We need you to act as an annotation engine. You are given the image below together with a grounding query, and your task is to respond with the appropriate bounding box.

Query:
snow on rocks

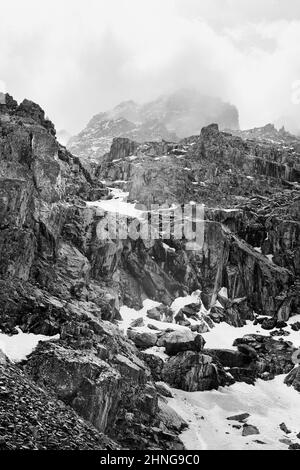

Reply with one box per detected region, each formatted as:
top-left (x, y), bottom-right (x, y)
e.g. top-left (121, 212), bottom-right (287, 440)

top-left (0, 328), bottom-right (59, 363)
top-left (171, 291), bottom-right (201, 315)
top-left (119, 294), bottom-right (300, 353)
top-left (119, 292), bottom-right (300, 450)
top-left (86, 187), bottom-right (146, 220)
top-left (119, 299), bottom-right (161, 334)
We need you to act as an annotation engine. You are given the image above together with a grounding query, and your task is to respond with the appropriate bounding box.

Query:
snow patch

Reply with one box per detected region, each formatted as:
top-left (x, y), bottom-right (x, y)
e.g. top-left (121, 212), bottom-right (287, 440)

top-left (201, 321), bottom-right (269, 350)
top-left (86, 188), bottom-right (146, 219)
top-left (168, 375), bottom-right (300, 450)
top-left (171, 291), bottom-right (201, 315)
top-left (218, 287), bottom-right (228, 299)
top-left (0, 328), bottom-right (59, 363)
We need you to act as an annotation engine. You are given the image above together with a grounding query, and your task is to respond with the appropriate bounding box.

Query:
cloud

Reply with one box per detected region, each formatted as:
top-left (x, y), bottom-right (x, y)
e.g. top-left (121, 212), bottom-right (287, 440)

top-left (0, 0), bottom-right (300, 133)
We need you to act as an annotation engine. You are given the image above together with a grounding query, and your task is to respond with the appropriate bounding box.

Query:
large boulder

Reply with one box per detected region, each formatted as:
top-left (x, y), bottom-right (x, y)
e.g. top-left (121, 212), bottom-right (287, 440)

top-left (162, 351), bottom-right (233, 392)
top-left (206, 349), bottom-right (252, 368)
top-left (127, 329), bottom-right (158, 349)
top-left (25, 342), bottom-right (126, 433)
top-left (147, 307), bottom-right (161, 321)
top-left (161, 329), bottom-right (205, 356)
top-left (261, 317), bottom-right (277, 330)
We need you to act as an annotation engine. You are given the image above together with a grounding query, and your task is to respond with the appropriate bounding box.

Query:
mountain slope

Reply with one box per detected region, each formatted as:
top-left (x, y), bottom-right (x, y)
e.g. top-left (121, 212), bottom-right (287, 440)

top-left (0, 93), bottom-right (299, 451)
top-left (68, 89), bottom-right (239, 163)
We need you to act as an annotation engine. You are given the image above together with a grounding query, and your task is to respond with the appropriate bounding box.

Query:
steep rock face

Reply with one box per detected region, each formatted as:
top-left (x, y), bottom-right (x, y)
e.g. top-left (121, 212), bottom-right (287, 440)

top-left (97, 125), bottom-right (300, 211)
top-left (265, 217), bottom-right (300, 275)
top-left (1, 92), bottom-right (300, 449)
top-left (226, 235), bottom-right (292, 316)
top-left (94, 126), bottom-right (299, 320)
top-left (0, 94), bottom-right (187, 449)
top-left (161, 330), bottom-right (205, 356)
top-left (25, 342), bottom-right (146, 433)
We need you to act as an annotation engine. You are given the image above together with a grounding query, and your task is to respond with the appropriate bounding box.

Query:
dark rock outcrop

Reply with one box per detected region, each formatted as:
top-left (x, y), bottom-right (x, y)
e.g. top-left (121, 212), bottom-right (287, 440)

top-left (285, 367), bottom-right (300, 392)
top-left (0, 95), bottom-right (188, 449)
top-left (162, 351), bottom-right (233, 392)
top-left (232, 335), bottom-right (296, 379)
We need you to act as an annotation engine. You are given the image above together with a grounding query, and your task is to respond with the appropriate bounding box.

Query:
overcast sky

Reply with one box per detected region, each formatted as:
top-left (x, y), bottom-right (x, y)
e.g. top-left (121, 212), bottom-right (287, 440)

top-left (1, 0), bottom-right (300, 133)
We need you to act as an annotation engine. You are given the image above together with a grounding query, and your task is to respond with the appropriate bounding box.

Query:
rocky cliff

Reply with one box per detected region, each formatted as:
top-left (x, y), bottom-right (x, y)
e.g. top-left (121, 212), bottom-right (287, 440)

top-left (0, 94), bottom-right (188, 450)
top-left (0, 93), bottom-right (299, 450)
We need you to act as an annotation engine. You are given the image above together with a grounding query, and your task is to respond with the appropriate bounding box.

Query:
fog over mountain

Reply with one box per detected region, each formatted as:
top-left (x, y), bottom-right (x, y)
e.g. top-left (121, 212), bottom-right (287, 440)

top-left (1, 0), bottom-right (300, 134)
top-left (68, 89), bottom-right (239, 162)
top-left (1, 0), bottom-right (300, 454)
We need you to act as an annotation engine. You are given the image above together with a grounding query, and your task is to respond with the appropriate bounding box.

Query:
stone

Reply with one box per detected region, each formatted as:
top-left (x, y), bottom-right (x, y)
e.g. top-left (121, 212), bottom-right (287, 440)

top-left (233, 334), bottom-right (296, 379)
top-left (261, 318), bottom-right (277, 330)
top-left (289, 443), bottom-right (300, 450)
top-left (157, 399), bottom-right (188, 433)
top-left (291, 322), bottom-right (300, 332)
top-left (242, 424), bottom-right (260, 436)
top-left (276, 321), bottom-right (288, 329)
top-left (207, 350), bottom-right (251, 368)
top-left (155, 382), bottom-right (173, 398)
top-left (162, 351), bottom-right (233, 392)
top-left (270, 329), bottom-right (290, 337)
top-left (127, 329), bottom-right (158, 349)
top-left (280, 423), bottom-right (292, 434)
top-left (227, 413), bottom-right (250, 422)
top-left (209, 306), bottom-right (224, 323)
top-left (279, 438), bottom-right (293, 445)
top-left (147, 324), bottom-right (160, 331)
top-left (178, 303), bottom-right (201, 319)
top-left (190, 321), bottom-right (210, 334)
top-left (147, 308), bottom-right (161, 321)
top-left (236, 344), bottom-right (258, 359)
top-left (163, 330), bottom-right (205, 356)
top-left (174, 310), bottom-right (192, 326)
top-left (130, 317), bottom-right (144, 328)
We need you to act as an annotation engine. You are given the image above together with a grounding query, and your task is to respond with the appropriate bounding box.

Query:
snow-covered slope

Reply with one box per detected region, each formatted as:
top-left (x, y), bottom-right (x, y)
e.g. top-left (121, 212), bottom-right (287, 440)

top-left (169, 375), bottom-right (300, 450)
top-left (119, 294), bottom-right (300, 450)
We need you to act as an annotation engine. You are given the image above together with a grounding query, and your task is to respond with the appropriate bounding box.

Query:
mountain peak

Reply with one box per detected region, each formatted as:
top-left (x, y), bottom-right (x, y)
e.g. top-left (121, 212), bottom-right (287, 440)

top-left (68, 89), bottom-right (239, 162)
